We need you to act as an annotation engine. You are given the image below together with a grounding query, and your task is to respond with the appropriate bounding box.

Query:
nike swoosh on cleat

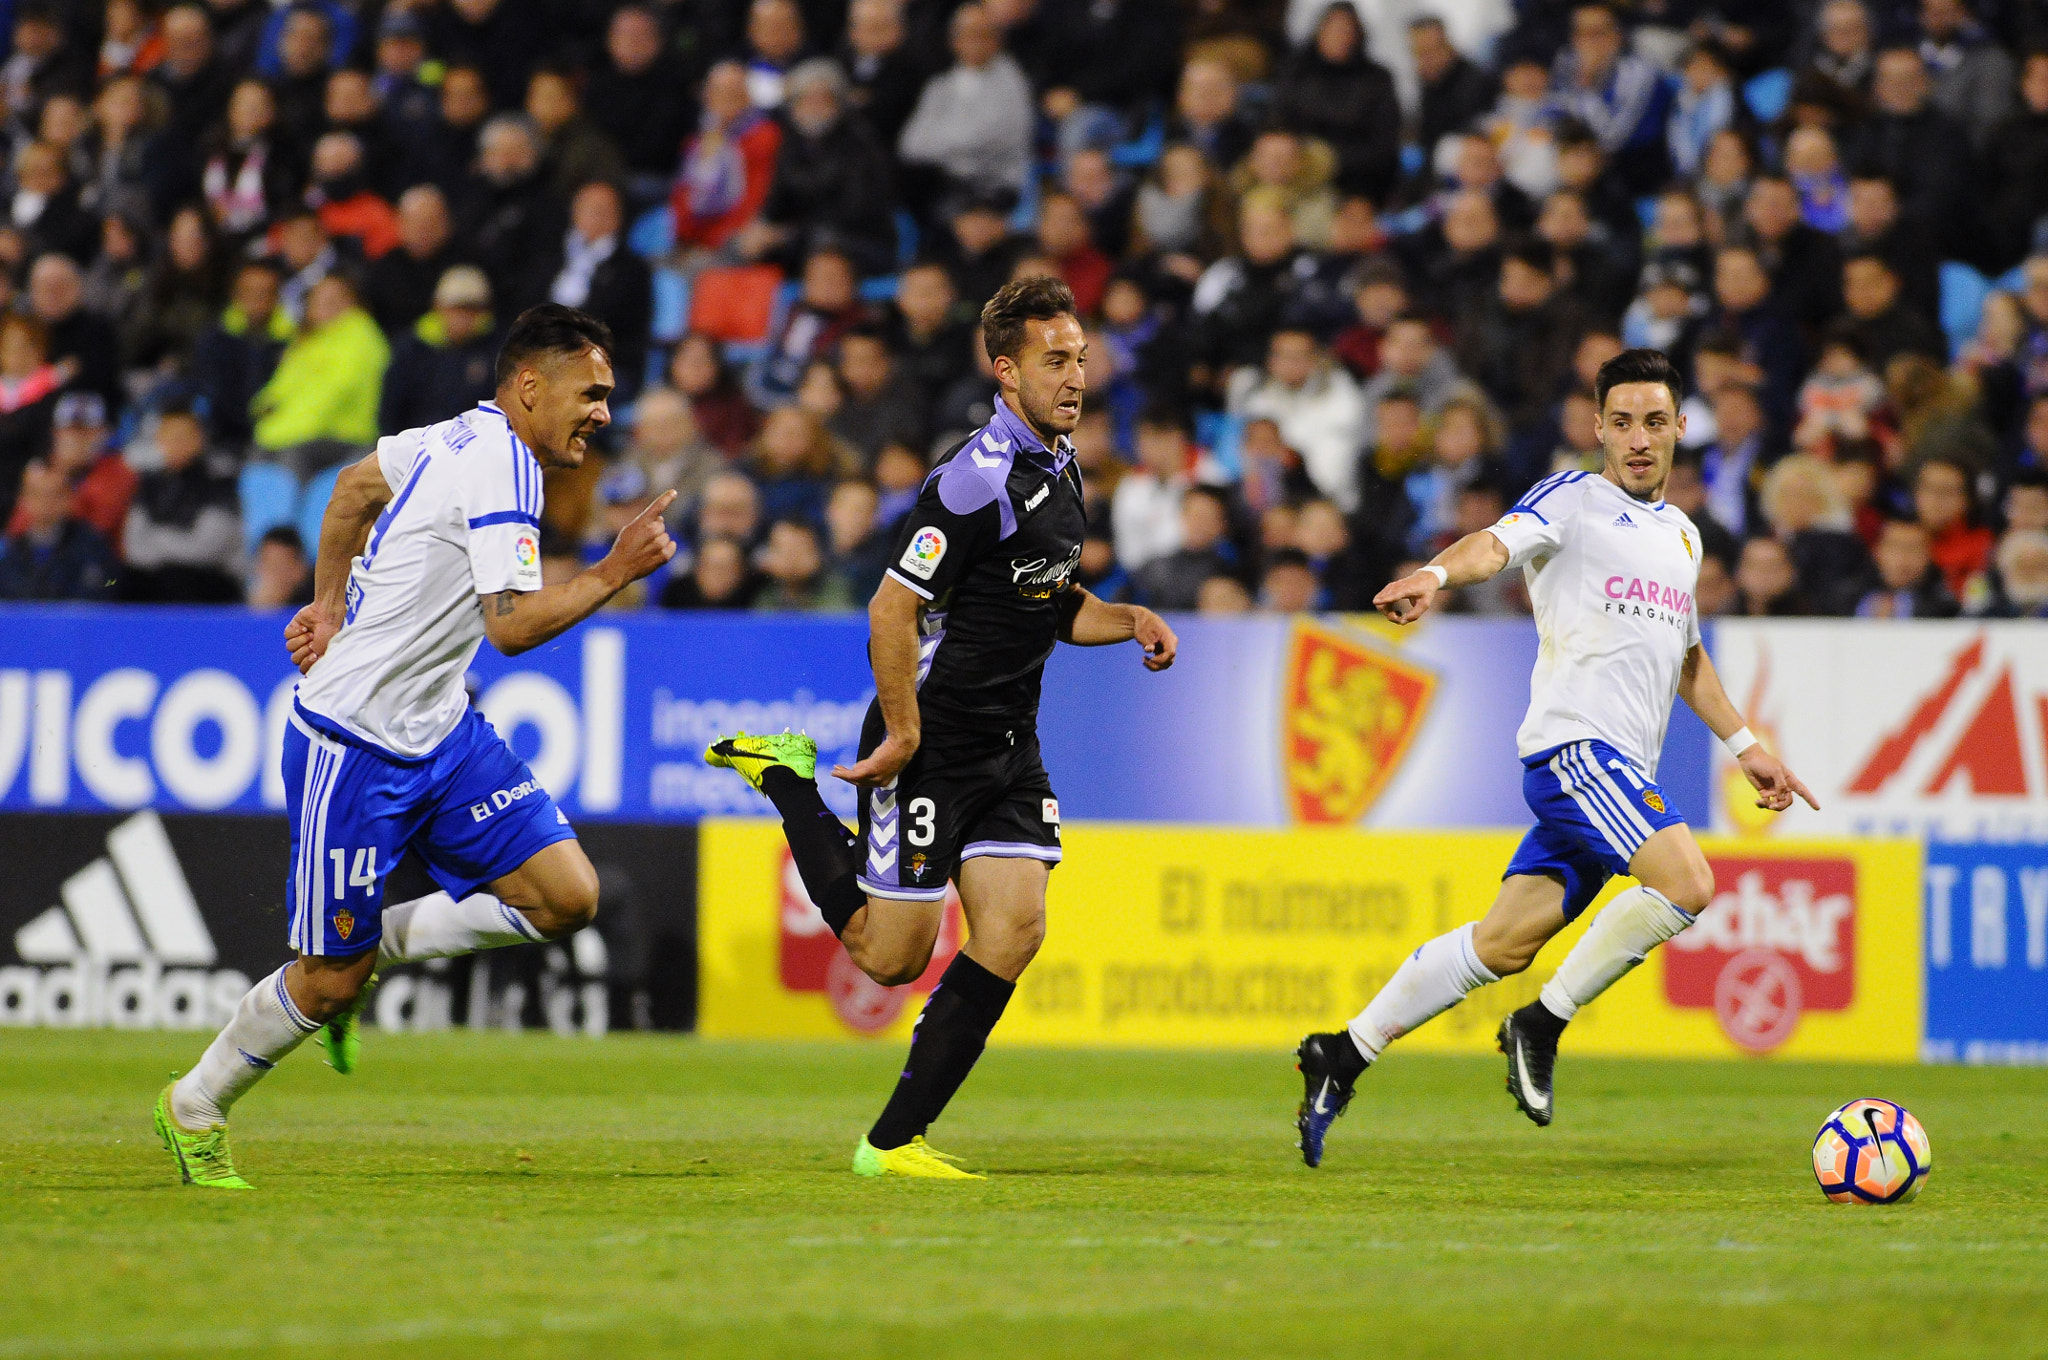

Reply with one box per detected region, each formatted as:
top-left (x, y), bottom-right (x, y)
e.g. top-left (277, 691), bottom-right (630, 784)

top-left (1313, 1079), bottom-right (1334, 1116)
top-left (1512, 1040), bottom-right (1550, 1111)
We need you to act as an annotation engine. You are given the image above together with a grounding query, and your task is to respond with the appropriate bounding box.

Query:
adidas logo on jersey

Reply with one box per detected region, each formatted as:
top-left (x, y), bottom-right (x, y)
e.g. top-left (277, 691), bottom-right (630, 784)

top-left (1613, 512), bottom-right (1637, 527)
top-left (0, 811), bottom-right (249, 1028)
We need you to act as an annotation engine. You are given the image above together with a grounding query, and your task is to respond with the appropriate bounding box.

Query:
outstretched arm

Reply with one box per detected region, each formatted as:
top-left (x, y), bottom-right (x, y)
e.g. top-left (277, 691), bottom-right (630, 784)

top-left (1372, 528), bottom-right (1512, 625)
top-left (479, 492), bottom-right (677, 656)
top-left (1057, 588), bottom-right (1176, 670)
top-left (1677, 642), bottom-right (1819, 812)
top-left (287, 452), bottom-right (393, 673)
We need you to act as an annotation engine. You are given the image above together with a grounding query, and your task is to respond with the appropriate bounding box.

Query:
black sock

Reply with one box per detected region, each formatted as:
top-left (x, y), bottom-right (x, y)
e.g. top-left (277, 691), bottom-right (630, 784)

top-left (759, 765), bottom-right (865, 936)
top-left (1515, 997), bottom-right (1569, 1043)
top-left (868, 953), bottom-right (1015, 1150)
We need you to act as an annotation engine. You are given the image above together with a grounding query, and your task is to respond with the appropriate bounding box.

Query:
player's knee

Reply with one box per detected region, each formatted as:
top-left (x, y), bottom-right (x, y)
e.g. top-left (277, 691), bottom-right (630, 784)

top-left (1471, 919), bottom-right (1534, 977)
top-left (533, 864), bottom-right (601, 938)
top-left (1665, 863), bottom-right (1715, 919)
top-left (293, 956), bottom-right (373, 1022)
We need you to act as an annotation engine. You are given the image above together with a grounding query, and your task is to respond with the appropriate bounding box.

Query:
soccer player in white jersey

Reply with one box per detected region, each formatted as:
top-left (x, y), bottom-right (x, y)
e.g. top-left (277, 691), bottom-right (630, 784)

top-left (154, 306), bottom-right (676, 1188)
top-left (1293, 348), bottom-right (1817, 1166)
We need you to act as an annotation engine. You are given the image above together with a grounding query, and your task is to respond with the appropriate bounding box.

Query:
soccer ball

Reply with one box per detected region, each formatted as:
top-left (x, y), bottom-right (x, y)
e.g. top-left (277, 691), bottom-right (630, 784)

top-left (1811, 1099), bottom-right (1932, 1204)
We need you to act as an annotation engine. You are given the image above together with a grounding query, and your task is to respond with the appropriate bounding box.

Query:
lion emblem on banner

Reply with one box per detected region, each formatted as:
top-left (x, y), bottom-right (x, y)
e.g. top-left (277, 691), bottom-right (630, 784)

top-left (1281, 619), bottom-right (1436, 824)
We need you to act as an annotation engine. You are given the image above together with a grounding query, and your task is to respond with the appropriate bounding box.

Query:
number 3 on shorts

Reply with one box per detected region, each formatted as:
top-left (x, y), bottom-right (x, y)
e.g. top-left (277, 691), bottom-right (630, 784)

top-left (907, 797), bottom-right (936, 847)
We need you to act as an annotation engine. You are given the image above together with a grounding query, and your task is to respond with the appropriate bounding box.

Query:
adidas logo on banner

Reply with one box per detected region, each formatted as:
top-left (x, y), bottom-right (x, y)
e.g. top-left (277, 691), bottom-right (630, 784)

top-left (0, 811), bottom-right (249, 1029)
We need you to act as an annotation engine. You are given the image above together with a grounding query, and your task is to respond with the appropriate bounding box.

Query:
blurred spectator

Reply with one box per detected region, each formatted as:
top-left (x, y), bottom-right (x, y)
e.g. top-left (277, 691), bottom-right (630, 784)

top-left (1694, 549), bottom-right (1736, 617)
top-left (832, 325), bottom-right (925, 461)
top-left (1260, 548), bottom-right (1320, 611)
top-left (1456, 238), bottom-right (1582, 475)
top-left (1737, 175), bottom-right (1840, 336)
top-left (587, 6), bottom-right (694, 194)
top-left (306, 131), bottom-right (398, 261)
top-left (0, 313), bottom-right (63, 525)
top-left (1409, 394), bottom-right (1505, 554)
top-left (526, 67), bottom-right (625, 206)
top-left (1664, 450), bottom-right (1738, 567)
top-left (1482, 52), bottom-right (1564, 202)
top-left (824, 477), bottom-right (891, 598)
top-left (1036, 190), bottom-right (1111, 315)
top-left (191, 259), bottom-right (290, 452)
top-left (365, 186), bottom-right (461, 334)
top-left (1190, 200), bottom-right (1312, 386)
top-left (890, 262), bottom-right (972, 416)
top-left (1621, 257), bottom-right (1707, 378)
top-left (1919, 0), bottom-right (2014, 150)
top-left (1915, 457), bottom-right (1994, 594)
top-left (251, 273), bottom-right (389, 476)
top-left (1807, 0), bottom-right (1874, 104)
top-left (1551, 2), bottom-right (1670, 192)
top-left (743, 0), bottom-right (808, 111)
top-left (1971, 527), bottom-right (2048, 617)
top-left (81, 73), bottom-right (169, 222)
top-left (266, 4), bottom-right (333, 152)
top-left (418, 64), bottom-right (492, 196)
top-left (1412, 16), bottom-right (1495, 157)
top-left (1841, 172), bottom-right (1938, 322)
top-left (1794, 327), bottom-right (1884, 454)
top-left (1169, 57), bottom-right (1256, 171)
top-left (752, 516), bottom-right (856, 611)
top-left (1708, 244), bottom-right (1802, 432)
top-left (6, 391), bottom-right (133, 549)
top-left (1359, 315), bottom-right (1468, 440)
top-left (669, 332), bottom-right (761, 455)
top-left (31, 252), bottom-right (119, 411)
top-left (1984, 50), bottom-right (2048, 271)
top-left (1134, 484), bottom-right (1235, 610)
top-left (370, 10), bottom-right (438, 153)
top-left (1229, 328), bottom-right (1367, 512)
top-left (749, 248), bottom-right (866, 408)
top-left (1857, 517), bottom-right (1959, 617)
top-left (661, 533), bottom-right (760, 609)
top-left (542, 181), bottom-right (651, 398)
top-left (323, 68), bottom-right (402, 202)
top-left (1129, 143), bottom-right (1232, 279)
top-left (749, 405), bottom-right (844, 525)
top-left (380, 266), bottom-right (500, 435)
top-left (121, 402), bottom-right (241, 603)
top-left (271, 209), bottom-right (336, 325)
top-left (1295, 495), bottom-right (1373, 608)
top-left (673, 61), bottom-right (782, 257)
top-left (1330, 260), bottom-right (1408, 380)
top-left (432, 0), bottom-right (548, 111)
top-left (1760, 453), bottom-right (1873, 614)
top-left (458, 114), bottom-right (559, 314)
top-left (245, 523), bottom-right (312, 608)
top-left (1841, 253), bottom-right (1945, 375)
top-left (201, 78), bottom-right (294, 247)
top-left (154, 5), bottom-right (230, 152)
top-left (897, 4), bottom-right (1034, 212)
top-left (1699, 380), bottom-right (1766, 536)
top-left (934, 190), bottom-right (1026, 310)
top-left (1889, 353), bottom-right (1998, 475)
top-left (873, 441), bottom-right (925, 526)
top-left (1842, 47), bottom-right (1973, 257)
top-left (1196, 573), bottom-right (1253, 612)
top-left (623, 386), bottom-right (719, 509)
top-left (1275, 2), bottom-right (1399, 200)
top-left (1784, 126), bottom-right (1847, 234)
top-left (1413, 190), bottom-right (1502, 339)
top-left (0, 458), bottom-right (116, 600)
top-left (11, 138), bottom-right (96, 264)
top-left (1732, 535), bottom-right (1812, 615)
top-left (1111, 406), bottom-right (1193, 572)
top-left (1667, 41), bottom-right (1740, 183)
top-left (693, 469), bottom-right (765, 553)
top-left (746, 58), bottom-right (898, 276)
top-left (841, 0), bottom-right (924, 148)
top-left (124, 205), bottom-right (224, 373)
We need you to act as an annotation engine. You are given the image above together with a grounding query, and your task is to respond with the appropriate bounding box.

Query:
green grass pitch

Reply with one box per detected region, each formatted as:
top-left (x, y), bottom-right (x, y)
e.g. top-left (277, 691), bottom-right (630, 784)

top-left (3, 1030), bottom-right (2046, 1359)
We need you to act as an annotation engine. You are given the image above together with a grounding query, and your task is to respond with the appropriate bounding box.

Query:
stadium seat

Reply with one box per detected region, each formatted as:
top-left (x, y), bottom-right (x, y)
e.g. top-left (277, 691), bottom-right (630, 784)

top-left (237, 463), bottom-right (299, 554)
top-left (1009, 172), bottom-right (1040, 233)
top-left (687, 265), bottom-right (782, 344)
top-left (1108, 112), bottom-right (1166, 169)
top-left (1743, 68), bottom-right (1792, 123)
top-left (298, 462), bottom-right (341, 555)
top-left (628, 205), bottom-right (674, 259)
top-left (859, 274), bottom-right (901, 303)
top-left (894, 209), bottom-right (920, 268)
top-left (1197, 411), bottom-right (1245, 478)
top-left (1939, 260), bottom-right (1992, 354)
top-left (651, 268), bottom-right (690, 344)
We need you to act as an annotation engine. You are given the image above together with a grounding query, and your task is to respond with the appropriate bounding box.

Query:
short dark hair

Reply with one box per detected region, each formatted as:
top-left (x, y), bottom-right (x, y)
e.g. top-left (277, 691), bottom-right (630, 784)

top-left (1593, 347), bottom-right (1685, 411)
top-left (496, 304), bottom-right (615, 386)
top-left (980, 275), bottom-right (1078, 364)
top-left (259, 524), bottom-right (307, 555)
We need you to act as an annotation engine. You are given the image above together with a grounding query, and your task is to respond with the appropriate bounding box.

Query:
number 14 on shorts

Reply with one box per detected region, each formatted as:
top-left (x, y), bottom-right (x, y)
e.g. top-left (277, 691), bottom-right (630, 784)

top-left (327, 847), bottom-right (381, 899)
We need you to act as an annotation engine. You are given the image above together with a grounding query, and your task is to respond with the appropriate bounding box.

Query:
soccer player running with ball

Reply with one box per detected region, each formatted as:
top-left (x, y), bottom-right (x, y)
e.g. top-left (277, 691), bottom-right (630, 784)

top-left (1294, 348), bottom-right (1817, 1166)
top-left (704, 278), bottom-right (1177, 1179)
top-left (155, 306), bottom-right (676, 1188)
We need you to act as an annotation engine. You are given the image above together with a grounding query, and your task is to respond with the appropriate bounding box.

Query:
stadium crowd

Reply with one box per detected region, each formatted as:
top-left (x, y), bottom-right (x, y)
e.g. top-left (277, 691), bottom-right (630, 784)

top-left (0, 0), bottom-right (2044, 620)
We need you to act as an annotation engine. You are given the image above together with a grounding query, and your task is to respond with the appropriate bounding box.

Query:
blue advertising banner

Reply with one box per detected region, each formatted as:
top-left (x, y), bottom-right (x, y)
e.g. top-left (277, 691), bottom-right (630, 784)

top-left (0, 607), bottom-right (1711, 828)
top-left (1922, 840), bottom-right (2048, 1064)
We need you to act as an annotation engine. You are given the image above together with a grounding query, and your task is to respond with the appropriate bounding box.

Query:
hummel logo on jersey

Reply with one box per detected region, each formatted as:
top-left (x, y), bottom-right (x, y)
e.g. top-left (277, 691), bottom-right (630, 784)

top-left (1613, 512), bottom-right (1637, 527)
top-left (1024, 482), bottom-right (1049, 512)
top-left (3, 811), bottom-right (249, 1028)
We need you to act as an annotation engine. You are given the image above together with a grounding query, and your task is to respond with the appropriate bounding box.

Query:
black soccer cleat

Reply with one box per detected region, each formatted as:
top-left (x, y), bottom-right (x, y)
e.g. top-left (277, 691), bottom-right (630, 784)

top-left (1497, 1010), bottom-right (1559, 1127)
top-left (1294, 1032), bottom-right (1364, 1167)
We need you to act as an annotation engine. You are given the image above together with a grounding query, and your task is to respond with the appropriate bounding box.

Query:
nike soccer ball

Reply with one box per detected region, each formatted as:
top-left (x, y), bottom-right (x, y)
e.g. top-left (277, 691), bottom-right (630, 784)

top-left (1811, 1099), bottom-right (1931, 1204)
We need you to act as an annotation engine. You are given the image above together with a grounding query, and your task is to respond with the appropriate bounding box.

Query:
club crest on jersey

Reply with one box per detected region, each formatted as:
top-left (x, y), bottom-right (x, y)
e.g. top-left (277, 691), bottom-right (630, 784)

top-left (1643, 790), bottom-right (1667, 813)
top-left (899, 527), bottom-right (947, 580)
top-left (908, 852), bottom-right (928, 879)
top-left (333, 908), bottom-right (355, 941)
top-left (514, 531), bottom-right (539, 568)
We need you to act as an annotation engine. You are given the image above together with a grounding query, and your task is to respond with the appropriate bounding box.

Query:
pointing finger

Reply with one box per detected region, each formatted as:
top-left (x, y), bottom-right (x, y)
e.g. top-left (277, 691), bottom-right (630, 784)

top-left (634, 490), bottom-right (678, 524)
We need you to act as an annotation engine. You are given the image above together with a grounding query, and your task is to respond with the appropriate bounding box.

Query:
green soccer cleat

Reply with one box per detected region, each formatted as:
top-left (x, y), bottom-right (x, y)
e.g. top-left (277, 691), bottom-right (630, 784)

top-left (852, 1135), bottom-right (984, 1179)
top-left (316, 979), bottom-right (374, 1075)
top-left (704, 730), bottom-right (818, 793)
top-left (153, 1082), bottom-right (252, 1190)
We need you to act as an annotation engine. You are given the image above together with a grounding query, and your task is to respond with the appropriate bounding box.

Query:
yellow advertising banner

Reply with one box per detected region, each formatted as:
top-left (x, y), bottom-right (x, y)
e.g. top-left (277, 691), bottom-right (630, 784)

top-left (697, 820), bottom-right (1923, 1060)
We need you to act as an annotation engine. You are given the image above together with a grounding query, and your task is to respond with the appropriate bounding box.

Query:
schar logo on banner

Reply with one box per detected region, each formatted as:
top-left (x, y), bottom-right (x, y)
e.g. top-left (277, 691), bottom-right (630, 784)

top-left (1665, 857), bottom-right (1857, 1052)
top-left (0, 811), bottom-right (252, 1027)
top-left (776, 850), bottom-right (960, 1034)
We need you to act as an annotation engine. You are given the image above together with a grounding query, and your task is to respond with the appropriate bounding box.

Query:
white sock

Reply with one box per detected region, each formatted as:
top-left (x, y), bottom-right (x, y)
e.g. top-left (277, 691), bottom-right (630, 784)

top-left (1347, 922), bottom-right (1499, 1062)
top-left (1538, 886), bottom-right (1695, 1021)
top-left (170, 965), bottom-right (319, 1129)
top-left (378, 891), bottom-right (545, 966)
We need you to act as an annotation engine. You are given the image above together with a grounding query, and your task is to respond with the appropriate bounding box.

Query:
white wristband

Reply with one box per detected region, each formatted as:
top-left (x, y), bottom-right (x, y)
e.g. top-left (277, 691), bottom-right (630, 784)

top-left (1724, 726), bottom-right (1759, 757)
top-left (1420, 564), bottom-right (1448, 588)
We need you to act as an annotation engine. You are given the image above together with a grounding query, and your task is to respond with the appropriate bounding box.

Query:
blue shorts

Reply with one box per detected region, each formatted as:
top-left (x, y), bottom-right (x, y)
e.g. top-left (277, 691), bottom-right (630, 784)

top-left (1504, 738), bottom-right (1687, 921)
top-left (283, 702), bottom-right (577, 956)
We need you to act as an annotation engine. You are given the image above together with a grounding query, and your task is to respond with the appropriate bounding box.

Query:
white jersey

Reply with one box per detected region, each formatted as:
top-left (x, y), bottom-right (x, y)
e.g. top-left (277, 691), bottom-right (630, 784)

top-left (1487, 470), bottom-right (1703, 778)
top-left (295, 401), bottom-right (545, 757)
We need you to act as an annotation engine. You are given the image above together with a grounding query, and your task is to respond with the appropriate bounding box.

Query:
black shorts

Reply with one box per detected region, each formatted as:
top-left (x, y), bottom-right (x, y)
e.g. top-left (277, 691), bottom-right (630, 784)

top-left (851, 706), bottom-right (1061, 903)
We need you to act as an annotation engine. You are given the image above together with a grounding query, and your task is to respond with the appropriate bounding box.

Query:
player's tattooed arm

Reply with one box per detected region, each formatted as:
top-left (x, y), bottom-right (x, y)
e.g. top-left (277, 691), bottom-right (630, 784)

top-left (1678, 642), bottom-right (1820, 813)
top-left (1058, 588), bottom-right (1177, 670)
top-left (287, 452), bottom-right (395, 673)
top-left (479, 492), bottom-right (677, 656)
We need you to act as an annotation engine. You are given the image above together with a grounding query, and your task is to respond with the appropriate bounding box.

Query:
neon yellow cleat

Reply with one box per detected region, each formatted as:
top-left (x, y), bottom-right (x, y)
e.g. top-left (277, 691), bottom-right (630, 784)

top-left (153, 1082), bottom-right (252, 1190)
top-left (704, 731), bottom-right (818, 793)
top-left (316, 980), bottom-right (373, 1075)
top-left (852, 1135), bottom-right (985, 1179)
